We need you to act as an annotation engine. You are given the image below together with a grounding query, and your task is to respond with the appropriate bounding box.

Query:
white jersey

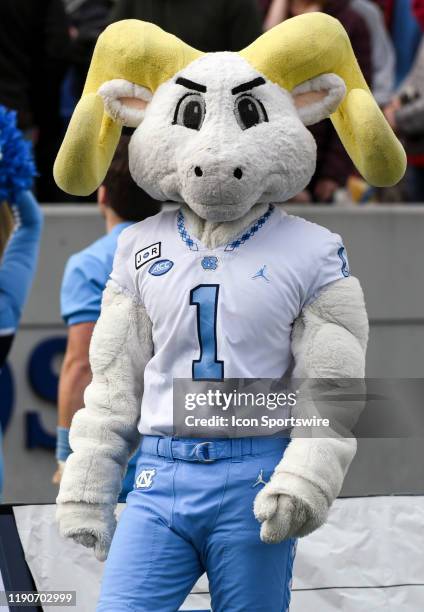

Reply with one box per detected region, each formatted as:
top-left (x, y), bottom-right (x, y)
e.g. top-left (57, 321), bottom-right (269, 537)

top-left (110, 205), bottom-right (349, 435)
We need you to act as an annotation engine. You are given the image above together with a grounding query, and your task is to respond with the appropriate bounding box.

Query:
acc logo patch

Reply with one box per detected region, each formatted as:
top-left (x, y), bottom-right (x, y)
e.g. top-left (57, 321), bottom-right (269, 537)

top-left (149, 259), bottom-right (174, 276)
top-left (135, 468), bottom-right (156, 490)
top-left (135, 242), bottom-right (161, 269)
top-left (201, 256), bottom-right (218, 270)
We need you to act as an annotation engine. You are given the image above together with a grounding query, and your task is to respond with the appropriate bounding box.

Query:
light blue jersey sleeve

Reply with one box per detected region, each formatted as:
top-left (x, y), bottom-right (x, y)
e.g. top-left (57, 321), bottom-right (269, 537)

top-left (0, 190), bottom-right (43, 335)
top-left (60, 252), bottom-right (108, 326)
top-left (304, 231), bottom-right (350, 307)
top-left (109, 223), bottom-right (145, 298)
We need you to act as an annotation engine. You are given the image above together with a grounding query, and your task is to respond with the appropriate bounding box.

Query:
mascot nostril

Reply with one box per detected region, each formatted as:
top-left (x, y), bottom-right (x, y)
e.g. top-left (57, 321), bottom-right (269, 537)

top-left (234, 168), bottom-right (243, 180)
top-left (194, 166), bottom-right (203, 177)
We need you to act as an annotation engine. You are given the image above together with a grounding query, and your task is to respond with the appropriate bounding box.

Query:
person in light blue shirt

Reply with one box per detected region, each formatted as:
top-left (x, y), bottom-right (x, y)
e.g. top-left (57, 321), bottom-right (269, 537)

top-left (0, 191), bottom-right (43, 498)
top-left (55, 135), bottom-right (160, 500)
top-left (0, 105), bottom-right (39, 367)
top-left (61, 222), bottom-right (132, 327)
top-left (0, 191), bottom-right (43, 366)
top-left (0, 105), bottom-right (40, 499)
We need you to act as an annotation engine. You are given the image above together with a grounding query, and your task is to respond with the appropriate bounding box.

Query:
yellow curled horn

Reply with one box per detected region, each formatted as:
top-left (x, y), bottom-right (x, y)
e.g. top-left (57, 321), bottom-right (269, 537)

top-left (54, 20), bottom-right (203, 196)
top-left (240, 12), bottom-right (406, 187)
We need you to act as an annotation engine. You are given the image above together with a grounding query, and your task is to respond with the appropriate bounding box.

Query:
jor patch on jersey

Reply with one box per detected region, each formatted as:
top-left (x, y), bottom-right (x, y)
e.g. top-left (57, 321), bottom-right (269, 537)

top-left (135, 242), bottom-right (161, 269)
top-left (110, 206), bottom-right (349, 436)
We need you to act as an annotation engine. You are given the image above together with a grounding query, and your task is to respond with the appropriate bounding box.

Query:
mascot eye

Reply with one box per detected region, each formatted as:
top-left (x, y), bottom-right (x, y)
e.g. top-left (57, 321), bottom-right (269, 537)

top-left (235, 95), bottom-right (268, 130)
top-left (173, 93), bottom-right (206, 130)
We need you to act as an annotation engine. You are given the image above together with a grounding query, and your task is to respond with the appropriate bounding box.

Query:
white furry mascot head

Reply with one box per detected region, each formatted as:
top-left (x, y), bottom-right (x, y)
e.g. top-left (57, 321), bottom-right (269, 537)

top-left (54, 13), bottom-right (406, 220)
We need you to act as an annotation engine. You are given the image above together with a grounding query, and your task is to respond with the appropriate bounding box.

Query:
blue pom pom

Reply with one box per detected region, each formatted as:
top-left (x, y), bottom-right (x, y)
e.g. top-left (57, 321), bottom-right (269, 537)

top-left (0, 105), bottom-right (37, 204)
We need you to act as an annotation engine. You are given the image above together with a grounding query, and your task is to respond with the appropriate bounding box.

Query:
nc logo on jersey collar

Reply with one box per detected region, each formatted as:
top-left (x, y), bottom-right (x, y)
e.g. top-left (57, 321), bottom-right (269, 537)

top-left (135, 468), bottom-right (156, 490)
top-left (149, 259), bottom-right (174, 276)
top-left (201, 256), bottom-right (218, 270)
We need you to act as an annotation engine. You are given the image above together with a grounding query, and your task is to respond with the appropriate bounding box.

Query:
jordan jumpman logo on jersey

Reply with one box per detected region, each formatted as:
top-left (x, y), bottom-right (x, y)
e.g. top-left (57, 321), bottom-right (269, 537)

top-left (252, 265), bottom-right (270, 282)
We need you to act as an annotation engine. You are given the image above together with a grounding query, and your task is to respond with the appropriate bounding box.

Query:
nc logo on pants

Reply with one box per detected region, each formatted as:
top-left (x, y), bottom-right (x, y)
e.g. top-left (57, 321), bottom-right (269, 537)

top-left (136, 469), bottom-right (156, 490)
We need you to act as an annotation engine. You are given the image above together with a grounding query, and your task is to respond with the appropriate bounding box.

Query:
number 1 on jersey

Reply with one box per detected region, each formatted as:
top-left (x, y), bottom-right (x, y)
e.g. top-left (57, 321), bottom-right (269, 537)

top-left (190, 284), bottom-right (224, 381)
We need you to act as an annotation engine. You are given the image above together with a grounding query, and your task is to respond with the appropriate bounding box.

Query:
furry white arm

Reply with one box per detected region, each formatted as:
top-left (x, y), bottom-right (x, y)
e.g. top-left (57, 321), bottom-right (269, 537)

top-left (254, 276), bottom-right (368, 543)
top-left (56, 281), bottom-right (153, 560)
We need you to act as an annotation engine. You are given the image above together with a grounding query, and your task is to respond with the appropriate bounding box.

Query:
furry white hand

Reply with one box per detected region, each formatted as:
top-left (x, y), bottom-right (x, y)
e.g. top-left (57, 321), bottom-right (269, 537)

top-left (72, 532), bottom-right (110, 562)
top-left (56, 502), bottom-right (117, 562)
top-left (254, 475), bottom-right (329, 543)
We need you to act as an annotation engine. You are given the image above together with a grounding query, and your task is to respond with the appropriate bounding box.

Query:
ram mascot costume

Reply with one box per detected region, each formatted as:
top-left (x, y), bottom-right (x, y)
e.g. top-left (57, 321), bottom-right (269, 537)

top-left (55, 13), bottom-right (405, 612)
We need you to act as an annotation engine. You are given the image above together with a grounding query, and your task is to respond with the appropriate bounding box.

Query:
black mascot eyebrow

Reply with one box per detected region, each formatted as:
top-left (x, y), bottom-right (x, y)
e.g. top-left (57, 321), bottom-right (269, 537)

top-left (176, 76), bottom-right (207, 93)
top-left (231, 76), bottom-right (266, 95)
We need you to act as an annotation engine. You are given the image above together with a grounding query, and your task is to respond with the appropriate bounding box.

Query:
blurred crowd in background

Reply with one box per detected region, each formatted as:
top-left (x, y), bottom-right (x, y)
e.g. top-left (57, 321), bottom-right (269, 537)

top-left (0, 0), bottom-right (423, 204)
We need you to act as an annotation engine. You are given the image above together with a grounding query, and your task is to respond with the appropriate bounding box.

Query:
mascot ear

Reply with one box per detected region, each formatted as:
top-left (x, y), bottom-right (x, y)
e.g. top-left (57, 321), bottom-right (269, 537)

top-left (292, 74), bottom-right (346, 126)
top-left (98, 79), bottom-right (153, 128)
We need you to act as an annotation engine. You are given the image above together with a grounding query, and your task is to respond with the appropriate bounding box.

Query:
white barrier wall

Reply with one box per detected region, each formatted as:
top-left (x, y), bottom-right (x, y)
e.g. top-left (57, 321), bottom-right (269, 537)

top-left (13, 497), bottom-right (424, 611)
top-left (1, 204), bottom-right (424, 502)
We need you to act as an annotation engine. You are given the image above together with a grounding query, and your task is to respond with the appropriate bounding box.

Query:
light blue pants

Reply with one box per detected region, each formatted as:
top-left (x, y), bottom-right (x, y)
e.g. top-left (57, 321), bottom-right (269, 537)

top-left (97, 436), bottom-right (296, 612)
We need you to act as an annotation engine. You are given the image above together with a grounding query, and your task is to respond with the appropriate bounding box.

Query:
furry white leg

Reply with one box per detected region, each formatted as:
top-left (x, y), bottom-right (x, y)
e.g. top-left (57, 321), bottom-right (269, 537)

top-left (255, 276), bottom-right (368, 543)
